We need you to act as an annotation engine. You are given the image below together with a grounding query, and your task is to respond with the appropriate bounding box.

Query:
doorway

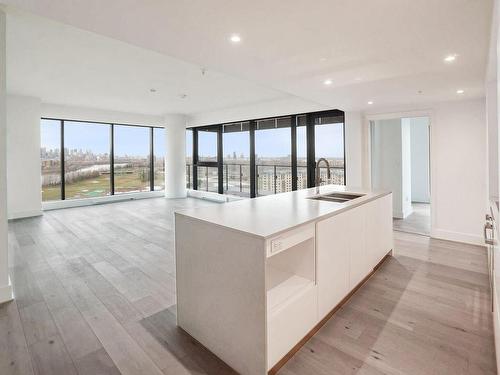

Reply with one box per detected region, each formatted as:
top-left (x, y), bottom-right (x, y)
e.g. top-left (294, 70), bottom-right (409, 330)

top-left (370, 116), bottom-right (431, 236)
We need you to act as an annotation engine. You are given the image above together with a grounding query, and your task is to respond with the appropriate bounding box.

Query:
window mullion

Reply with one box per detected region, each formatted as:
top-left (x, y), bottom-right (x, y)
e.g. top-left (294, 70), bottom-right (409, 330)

top-left (61, 120), bottom-right (65, 200)
top-left (150, 127), bottom-right (154, 191)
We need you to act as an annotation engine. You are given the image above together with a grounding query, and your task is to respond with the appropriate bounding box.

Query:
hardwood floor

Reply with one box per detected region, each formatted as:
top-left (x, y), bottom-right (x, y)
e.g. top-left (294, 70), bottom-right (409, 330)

top-left (393, 203), bottom-right (431, 235)
top-left (1, 197), bottom-right (495, 374)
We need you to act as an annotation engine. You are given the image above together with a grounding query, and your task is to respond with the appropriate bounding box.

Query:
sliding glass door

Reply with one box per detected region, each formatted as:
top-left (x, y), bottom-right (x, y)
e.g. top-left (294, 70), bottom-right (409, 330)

top-left (195, 127), bottom-right (221, 193)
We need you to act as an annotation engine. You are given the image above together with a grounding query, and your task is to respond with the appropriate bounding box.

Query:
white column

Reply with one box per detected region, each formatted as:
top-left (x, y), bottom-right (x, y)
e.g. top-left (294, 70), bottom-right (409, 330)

top-left (164, 114), bottom-right (187, 198)
top-left (0, 8), bottom-right (13, 303)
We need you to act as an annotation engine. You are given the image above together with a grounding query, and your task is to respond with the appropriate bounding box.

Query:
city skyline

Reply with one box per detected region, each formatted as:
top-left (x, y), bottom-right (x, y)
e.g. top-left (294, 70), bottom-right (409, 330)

top-left (43, 120), bottom-right (344, 161)
top-left (187, 122), bottom-right (345, 160)
top-left (41, 119), bottom-right (165, 158)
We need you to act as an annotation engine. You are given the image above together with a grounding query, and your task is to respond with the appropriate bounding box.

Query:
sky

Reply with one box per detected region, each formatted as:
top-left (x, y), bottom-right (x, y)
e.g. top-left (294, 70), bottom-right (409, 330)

top-left (42, 120), bottom-right (344, 160)
top-left (41, 120), bottom-right (165, 157)
top-left (194, 123), bottom-right (344, 159)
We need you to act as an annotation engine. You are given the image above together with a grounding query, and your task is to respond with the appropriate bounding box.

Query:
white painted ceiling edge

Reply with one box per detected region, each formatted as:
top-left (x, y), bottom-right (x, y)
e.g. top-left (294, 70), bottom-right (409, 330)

top-left (2, 0), bottom-right (494, 122)
top-left (40, 102), bottom-right (163, 128)
top-left (6, 8), bottom-right (294, 117)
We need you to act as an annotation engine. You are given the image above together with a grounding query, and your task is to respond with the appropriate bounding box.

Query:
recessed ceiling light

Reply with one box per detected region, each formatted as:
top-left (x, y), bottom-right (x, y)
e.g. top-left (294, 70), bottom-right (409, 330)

top-left (444, 54), bottom-right (457, 63)
top-left (323, 79), bottom-right (332, 85)
top-left (456, 89), bottom-right (464, 94)
top-left (230, 34), bottom-right (241, 43)
top-left (368, 101), bottom-right (374, 105)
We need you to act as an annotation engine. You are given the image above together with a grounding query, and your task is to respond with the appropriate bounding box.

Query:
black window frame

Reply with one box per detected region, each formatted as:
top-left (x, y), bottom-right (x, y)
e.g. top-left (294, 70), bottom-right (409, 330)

top-left (221, 121), bottom-right (252, 197)
top-left (187, 109), bottom-right (345, 198)
top-left (40, 117), bottom-right (164, 201)
top-left (192, 125), bottom-right (223, 194)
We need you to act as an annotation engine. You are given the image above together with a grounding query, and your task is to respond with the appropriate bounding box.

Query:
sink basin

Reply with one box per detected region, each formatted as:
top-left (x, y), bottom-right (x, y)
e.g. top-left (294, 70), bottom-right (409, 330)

top-left (308, 192), bottom-right (365, 203)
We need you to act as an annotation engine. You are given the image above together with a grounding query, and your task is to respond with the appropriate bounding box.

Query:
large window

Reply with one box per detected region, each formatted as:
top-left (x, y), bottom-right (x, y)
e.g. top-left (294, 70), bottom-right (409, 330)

top-left (195, 127), bottom-right (220, 193)
top-left (255, 117), bottom-right (292, 196)
top-left (314, 114), bottom-right (345, 185)
top-left (40, 119), bottom-right (62, 201)
top-left (223, 122), bottom-right (250, 197)
top-left (40, 119), bottom-right (164, 202)
top-left (153, 128), bottom-right (165, 191)
top-left (114, 125), bottom-right (151, 194)
top-left (297, 115), bottom-right (308, 189)
top-left (188, 110), bottom-right (345, 198)
top-left (198, 128), bottom-right (218, 163)
top-left (186, 129), bottom-right (193, 189)
top-left (64, 121), bottom-right (110, 199)
top-left (197, 166), bottom-right (219, 193)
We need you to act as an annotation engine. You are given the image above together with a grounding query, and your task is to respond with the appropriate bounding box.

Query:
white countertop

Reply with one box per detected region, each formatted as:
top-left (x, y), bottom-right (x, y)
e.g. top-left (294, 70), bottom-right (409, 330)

top-left (175, 185), bottom-right (391, 239)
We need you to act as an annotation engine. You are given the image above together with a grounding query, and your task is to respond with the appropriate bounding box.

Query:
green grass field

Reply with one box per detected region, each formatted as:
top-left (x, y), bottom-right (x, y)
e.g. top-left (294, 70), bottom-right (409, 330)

top-left (42, 170), bottom-right (165, 201)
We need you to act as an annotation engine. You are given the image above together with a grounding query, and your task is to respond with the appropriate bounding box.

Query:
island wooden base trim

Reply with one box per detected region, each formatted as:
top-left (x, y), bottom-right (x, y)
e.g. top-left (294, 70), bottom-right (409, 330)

top-left (268, 250), bottom-right (393, 375)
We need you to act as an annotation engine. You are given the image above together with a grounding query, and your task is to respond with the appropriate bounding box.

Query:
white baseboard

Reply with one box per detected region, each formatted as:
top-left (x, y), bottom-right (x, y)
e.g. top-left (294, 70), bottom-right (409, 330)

top-left (393, 208), bottom-right (413, 219)
top-left (187, 190), bottom-right (243, 203)
top-left (42, 191), bottom-right (165, 211)
top-left (187, 190), bottom-right (229, 203)
top-left (0, 277), bottom-right (14, 304)
top-left (431, 228), bottom-right (484, 246)
top-left (8, 210), bottom-right (43, 220)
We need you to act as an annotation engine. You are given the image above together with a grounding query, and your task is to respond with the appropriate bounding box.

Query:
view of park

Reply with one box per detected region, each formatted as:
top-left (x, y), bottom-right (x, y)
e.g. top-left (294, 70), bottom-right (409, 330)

top-left (40, 119), bottom-right (165, 201)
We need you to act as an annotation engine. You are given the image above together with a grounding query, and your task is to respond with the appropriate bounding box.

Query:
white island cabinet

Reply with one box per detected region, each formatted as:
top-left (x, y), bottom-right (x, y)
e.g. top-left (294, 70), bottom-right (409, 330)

top-left (175, 185), bottom-right (393, 375)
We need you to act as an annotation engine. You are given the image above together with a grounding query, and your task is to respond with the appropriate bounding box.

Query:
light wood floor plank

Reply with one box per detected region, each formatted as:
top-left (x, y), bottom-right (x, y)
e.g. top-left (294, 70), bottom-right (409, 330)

top-left (0, 300), bottom-right (34, 375)
top-left (4, 197), bottom-right (496, 375)
top-left (29, 335), bottom-right (77, 375)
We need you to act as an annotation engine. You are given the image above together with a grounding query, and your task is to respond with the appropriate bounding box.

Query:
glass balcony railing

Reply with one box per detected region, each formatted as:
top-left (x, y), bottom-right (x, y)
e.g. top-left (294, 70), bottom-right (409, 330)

top-left (186, 164), bottom-right (345, 196)
top-left (224, 164), bottom-right (251, 197)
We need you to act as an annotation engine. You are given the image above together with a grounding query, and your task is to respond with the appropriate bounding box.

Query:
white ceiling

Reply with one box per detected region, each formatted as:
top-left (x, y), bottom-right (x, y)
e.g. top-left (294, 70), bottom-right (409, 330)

top-left (3, 0), bottom-right (494, 116)
top-left (6, 9), bottom-right (291, 116)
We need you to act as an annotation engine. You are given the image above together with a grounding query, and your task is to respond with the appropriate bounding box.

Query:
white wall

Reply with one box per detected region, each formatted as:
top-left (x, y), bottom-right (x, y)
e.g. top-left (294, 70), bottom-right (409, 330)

top-left (364, 99), bottom-right (487, 245)
top-left (7, 95), bottom-right (42, 219)
top-left (409, 117), bottom-right (430, 203)
top-left (42, 103), bottom-right (163, 127)
top-left (401, 119), bottom-right (412, 216)
top-left (345, 111), bottom-right (363, 187)
top-left (486, 80), bottom-right (499, 200)
top-left (0, 8), bottom-right (13, 303)
top-left (371, 118), bottom-right (412, 218)
top-left (431, 99), bottom-right (487, 245)
top-left (485, 0), bottom-right (500, 371)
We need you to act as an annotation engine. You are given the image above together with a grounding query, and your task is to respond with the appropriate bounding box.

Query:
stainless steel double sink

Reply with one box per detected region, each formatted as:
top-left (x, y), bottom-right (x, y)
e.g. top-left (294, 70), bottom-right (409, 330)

top-left (308, 192), bottom-right (365, 203)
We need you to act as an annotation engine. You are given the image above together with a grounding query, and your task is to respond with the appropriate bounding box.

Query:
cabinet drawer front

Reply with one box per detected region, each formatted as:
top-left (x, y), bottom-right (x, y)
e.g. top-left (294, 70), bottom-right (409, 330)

top-left (267, 285), bottom-right (317, 369)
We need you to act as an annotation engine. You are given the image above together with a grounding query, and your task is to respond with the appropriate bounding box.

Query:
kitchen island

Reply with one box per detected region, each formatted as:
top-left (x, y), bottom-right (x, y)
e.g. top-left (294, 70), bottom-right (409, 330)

top-left (175, 185), bottom-right (393, 375)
